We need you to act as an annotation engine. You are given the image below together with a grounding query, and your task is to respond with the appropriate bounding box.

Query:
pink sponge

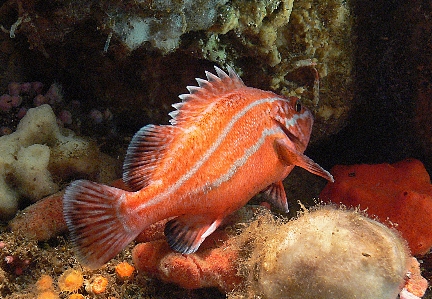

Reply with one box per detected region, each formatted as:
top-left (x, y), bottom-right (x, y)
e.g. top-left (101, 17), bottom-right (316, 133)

top-left (320, 158), bottom-right (432, 255)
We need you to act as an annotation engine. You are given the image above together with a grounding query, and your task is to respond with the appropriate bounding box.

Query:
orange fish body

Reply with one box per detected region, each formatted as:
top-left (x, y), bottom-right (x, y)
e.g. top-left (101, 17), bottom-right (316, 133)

top-left (63, 66), bottom-right (333, 269)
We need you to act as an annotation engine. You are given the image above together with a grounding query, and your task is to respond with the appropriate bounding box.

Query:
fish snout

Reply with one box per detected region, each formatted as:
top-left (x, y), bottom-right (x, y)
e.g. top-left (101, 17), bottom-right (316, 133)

top-left (272, 98), bottom-right (314, 151)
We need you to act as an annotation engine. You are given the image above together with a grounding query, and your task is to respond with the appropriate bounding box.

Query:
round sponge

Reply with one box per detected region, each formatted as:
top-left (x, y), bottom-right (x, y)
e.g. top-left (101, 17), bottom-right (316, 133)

top-left (242, 207), bottom-right (410, 299)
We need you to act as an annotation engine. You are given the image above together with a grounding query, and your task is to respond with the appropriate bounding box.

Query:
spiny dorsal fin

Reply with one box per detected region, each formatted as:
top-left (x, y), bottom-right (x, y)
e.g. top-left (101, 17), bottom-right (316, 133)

top-left (169, 66), bottom-right (245, 126)
top-left (123, 124), bottom-right (175, 191)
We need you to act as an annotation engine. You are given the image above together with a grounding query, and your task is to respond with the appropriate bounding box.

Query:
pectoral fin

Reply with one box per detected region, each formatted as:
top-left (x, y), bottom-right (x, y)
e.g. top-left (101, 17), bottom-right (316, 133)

top-left (262, 181), bottom-right (289, 213)
top-left (275, 138), bottom-right (334, 182)
top-left (164, 215), bottom-right (223, 254)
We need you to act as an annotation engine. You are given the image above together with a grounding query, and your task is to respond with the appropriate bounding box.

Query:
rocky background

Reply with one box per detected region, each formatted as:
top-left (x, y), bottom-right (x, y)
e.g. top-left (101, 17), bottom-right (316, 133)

top-left (0, 0), bottom-right (352, 148)
top-left (0, 0), bottom-right (430, 172)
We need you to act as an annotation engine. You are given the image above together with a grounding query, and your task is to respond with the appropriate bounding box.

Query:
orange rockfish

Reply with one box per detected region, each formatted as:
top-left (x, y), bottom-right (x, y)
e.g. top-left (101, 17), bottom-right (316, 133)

top-left (63, 66), bottom-right (334, 269)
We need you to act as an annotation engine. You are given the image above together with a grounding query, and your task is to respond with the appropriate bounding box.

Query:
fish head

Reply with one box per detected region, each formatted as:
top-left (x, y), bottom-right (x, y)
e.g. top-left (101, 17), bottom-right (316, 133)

top-left (271, 96), bottom-right (314, 153)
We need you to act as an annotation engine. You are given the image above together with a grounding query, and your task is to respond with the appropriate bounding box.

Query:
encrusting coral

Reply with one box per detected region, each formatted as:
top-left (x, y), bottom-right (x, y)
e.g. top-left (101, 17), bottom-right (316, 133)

top-left (319, 158), bottom-right (432, 255)
top-left (115, 261), bottom-right (135, 281)
top-left (85, 275), bottom-right (109, 295)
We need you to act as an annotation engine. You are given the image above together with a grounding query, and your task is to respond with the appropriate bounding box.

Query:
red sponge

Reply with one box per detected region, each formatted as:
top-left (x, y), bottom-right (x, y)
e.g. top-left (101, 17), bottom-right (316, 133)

top-left (320, 158), bottom-right (432, 255)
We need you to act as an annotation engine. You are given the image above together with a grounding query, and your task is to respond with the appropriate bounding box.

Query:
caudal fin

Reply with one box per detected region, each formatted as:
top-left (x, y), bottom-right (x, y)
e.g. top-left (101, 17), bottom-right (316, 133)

top-left (63, 180), bottom-right (141, 269)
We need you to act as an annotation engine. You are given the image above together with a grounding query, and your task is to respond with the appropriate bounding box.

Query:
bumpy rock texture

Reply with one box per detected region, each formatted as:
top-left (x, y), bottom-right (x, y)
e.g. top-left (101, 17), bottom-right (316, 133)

top-left (0, 0), bottom-right (354, 141)
top-left (112, 0), bottom-right (230, 53)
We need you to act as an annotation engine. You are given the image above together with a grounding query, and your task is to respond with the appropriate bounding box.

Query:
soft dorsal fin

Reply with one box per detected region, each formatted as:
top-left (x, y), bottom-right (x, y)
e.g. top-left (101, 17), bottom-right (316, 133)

top-left (123, 124), bottom-right (175, 191)
top-left (169, 66), bottom-right (245, 126)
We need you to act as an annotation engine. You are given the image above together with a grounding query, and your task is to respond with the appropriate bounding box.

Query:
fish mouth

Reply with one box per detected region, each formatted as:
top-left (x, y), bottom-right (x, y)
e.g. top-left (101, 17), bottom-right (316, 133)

top-left (275, 120), bottom-right (306, 151)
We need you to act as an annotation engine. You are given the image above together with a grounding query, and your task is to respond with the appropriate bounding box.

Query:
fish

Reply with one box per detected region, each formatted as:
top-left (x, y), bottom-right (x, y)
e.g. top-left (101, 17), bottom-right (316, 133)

top-left (63, 66), bottom-right (334, 269)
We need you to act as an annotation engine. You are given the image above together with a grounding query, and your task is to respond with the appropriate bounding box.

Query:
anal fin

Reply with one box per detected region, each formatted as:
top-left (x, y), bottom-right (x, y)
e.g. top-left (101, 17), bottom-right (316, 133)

top-left (164, 215), bottom-right (223, 254)
top-left (262, 181), bottom-right (289, 213)
top-left (275, 138), bottom-right (334, 182)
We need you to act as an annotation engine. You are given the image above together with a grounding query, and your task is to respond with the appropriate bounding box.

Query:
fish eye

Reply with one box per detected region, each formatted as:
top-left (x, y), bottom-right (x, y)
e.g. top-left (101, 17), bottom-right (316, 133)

top-left (294, 100), bottom-right (302, 112)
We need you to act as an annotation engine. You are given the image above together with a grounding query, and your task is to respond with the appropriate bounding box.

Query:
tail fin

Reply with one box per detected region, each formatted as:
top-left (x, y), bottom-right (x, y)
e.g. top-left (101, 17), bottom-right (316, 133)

top-left (63, 180), bottom-right (141, 269)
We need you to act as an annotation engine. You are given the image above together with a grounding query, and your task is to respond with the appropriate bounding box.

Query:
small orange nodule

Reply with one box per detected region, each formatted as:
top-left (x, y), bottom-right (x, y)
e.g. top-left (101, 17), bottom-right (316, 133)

top-left (115, 261), bottom-right (135, 280)
top-left (36, 274), bottom-right (54, 291)
top-left (36, 290), bottom-right (59, 299)
top-left (58, 269), bottom-right (84, 292)
top-left (88, 275), bottom-right (109, 294)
